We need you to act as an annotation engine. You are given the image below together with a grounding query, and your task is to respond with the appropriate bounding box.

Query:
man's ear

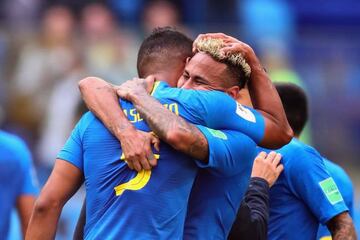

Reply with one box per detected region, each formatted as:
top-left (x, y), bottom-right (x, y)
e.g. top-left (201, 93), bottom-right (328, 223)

top-left (225, 86), bottom-right (240, 99)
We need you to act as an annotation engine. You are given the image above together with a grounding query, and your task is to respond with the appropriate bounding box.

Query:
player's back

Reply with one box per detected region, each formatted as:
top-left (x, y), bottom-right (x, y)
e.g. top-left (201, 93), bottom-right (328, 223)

top-left (75, 109), bottom-right (197, 239)
top-left (0, 131), bottom-right (34, 237)
top-left (267, 139), bottom-right (348, 240)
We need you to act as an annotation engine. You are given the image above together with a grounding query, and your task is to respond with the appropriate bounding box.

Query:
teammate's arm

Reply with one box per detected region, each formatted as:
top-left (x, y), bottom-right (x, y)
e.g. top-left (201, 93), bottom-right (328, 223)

top-left (117, 78), bottom-right (209, 161)
top-left (79, 77), bottom-right (156, 171)
top-left (17, 196), bottom-right (36, 237)
top-left (326, 212), bottom-right (356, 240)
top-left (194, 33), bottom-right (293, 148)
top-left (26, 160), bottom-right (83, 240)
top-left (228, 152), bottom-right (283, 240)
top-left (15, 140), bottom-right (39, 237)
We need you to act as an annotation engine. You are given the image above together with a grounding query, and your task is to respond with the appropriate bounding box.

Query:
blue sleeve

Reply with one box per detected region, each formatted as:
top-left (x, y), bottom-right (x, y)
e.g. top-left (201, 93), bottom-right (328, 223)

top-left (195, 126), bottom-right (256, 177)
top-left (153, 82), bottom-right (265, 144)
top-left (16, 141), bottom-right (39, 196)
top-left (57, 112), bottom-right (94, 171)
top-left (286, 149), bottom-right (348, 224)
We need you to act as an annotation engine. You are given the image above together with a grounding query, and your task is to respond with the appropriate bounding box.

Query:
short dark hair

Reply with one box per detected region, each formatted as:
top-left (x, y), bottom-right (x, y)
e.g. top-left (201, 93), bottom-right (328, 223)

top-left (137, 27), bottom-right (193, 77)
top-left (275, 83), bottom-right (308, 136)
top-left (226, 63), bottom-right (249, 89)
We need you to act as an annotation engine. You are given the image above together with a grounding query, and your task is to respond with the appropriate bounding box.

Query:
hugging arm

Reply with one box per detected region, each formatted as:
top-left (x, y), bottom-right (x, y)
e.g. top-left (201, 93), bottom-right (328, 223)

top-left (122, 82), bottom-right (209, 162)
top-left (80, 76), bottom-right (209, 162)
top-left (245, 49), bottom-right (293, 148)
top-left (79, 77), bottom-right (157, 171)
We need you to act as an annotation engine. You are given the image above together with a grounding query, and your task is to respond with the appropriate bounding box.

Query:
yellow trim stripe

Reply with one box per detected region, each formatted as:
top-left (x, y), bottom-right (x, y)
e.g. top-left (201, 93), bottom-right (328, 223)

top-left (150, 81), bottom-right (161, 96)
top-left (114, 153), bottom-right (160, 196)
top-left (319, 236), bottom-right (332, 240)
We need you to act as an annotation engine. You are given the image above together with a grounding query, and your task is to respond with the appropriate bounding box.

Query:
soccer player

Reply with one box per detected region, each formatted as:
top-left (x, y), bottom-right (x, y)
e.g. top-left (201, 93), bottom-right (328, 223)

top-left (229, 83), bottom-right (356, 240)
top-left (26, 30), bottom-right (291, 239)
top-left (78, 31), bottom-right (292, 238)
top-left (0, 130), bottom-right (38, 238)
top-left (263, 83), bottom-right (355, 239)
top-left (274, 83), bottom-right (355, 240)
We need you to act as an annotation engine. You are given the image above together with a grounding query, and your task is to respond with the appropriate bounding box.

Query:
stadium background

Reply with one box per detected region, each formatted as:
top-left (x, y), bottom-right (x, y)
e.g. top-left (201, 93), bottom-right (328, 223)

top-left (0, 0), bottom-right (359, 239)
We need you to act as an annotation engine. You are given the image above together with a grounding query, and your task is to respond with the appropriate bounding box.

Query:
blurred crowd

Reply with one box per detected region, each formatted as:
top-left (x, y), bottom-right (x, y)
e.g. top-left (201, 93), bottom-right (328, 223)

top-left (0, 0), bottom-right (359, 238)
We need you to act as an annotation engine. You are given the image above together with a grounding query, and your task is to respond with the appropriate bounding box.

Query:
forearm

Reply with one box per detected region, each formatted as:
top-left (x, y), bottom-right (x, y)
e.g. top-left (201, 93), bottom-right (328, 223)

top-left (327, 212), bottom-right (356, 240)
top-left (244, 177), bottom-right (270, 217)
top-left (26, 202), bottom-right (62, 239)
top-left (246, 54), bottom-right (293, 148)
top-left (228, 177), bottom-right (269, 240)
top-left (79, 77), bottom-right (135, 138)
top-left (131, 92), bottom-right (209, 161)
top-left (17, 196), bottom-right (36, 237)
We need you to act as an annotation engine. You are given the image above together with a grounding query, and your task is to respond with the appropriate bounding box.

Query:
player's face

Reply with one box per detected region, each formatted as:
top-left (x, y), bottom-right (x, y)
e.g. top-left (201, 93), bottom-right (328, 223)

top-left (177, 52), bottom-right (229, 91)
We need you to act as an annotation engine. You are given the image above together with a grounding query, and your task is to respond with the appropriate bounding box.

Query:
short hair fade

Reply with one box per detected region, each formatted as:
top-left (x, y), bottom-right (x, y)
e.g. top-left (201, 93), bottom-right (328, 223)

top-left (137, 27), bottom-right (193, 77)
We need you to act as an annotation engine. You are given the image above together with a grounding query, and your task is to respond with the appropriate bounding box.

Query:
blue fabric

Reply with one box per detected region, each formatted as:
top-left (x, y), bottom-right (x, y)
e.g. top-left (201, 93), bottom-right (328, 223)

top-left (265, 138), bottom-right (348, 240)
top-left (317, 159), bottom-right (354, 239)
top-left (184, 127), bottom-right (256, 239)
top-left (153, 82), bottom-right (265, 144)
top-left (0, 131), bottom-right (38, 238)
top-left (57, 81), bottom-right (262, 239)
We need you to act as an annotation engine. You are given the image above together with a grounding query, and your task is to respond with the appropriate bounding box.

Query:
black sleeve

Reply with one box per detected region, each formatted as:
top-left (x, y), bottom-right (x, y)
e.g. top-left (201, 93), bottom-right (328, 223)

top-left (228, 177), bottom-right (270, 240)
top-left (73, 198), bottom-right (86, 240)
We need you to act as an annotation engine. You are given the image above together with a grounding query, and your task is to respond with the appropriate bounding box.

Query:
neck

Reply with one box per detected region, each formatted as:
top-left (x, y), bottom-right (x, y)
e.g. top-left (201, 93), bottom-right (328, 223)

top-left (236, 88), bottom-right (253, 107)
top-left (147, 71), bottom-right (177, 87)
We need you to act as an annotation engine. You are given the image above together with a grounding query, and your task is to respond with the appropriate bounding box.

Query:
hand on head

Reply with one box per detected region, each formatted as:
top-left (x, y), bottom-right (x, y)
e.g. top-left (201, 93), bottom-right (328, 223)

top-left (193, 33), bottom-right (254, 58)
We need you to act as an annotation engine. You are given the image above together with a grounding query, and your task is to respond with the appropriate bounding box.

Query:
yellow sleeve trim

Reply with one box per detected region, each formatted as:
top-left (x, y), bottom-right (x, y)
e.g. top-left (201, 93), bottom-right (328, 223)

top-left (150, 81), bottom-right (161, 96)
top-left (114, 153), bottom-right (160, 196)
top-left (319, 236), bottom-right (332, 240)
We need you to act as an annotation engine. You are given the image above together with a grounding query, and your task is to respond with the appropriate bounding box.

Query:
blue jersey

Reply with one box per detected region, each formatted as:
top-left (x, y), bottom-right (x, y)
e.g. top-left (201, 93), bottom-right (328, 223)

top-left (266, 139), bottom-right (348, 240)
top-left (184, 127), bottom-right (256, 239)
top-left (58, 81), bottom-right (263, 239)
top-left (0, 131), bottom-right (38, 238)
top-left (317, 159), bottom-right (354, 239)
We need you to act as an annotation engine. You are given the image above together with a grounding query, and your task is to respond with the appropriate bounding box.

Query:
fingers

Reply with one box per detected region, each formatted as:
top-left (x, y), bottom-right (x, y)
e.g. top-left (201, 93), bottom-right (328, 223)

top-left (272, 153), bottom-right (282, 166)
top-left (256, 151), bottom-right (267, 160)
top-left (266, 151), bottom-right (277, 162)
top-left (132, 161), bottom-right (142, 172)
top-left (139, 153), bottom-right (151, 171)
top-left (276, 164), bottom-right (284, 175)
top-left (147, 151), bottom-right (158, 168)
top-left (126, 160), bottom-right (135, 170)
top-left (145, 75), bottom-right (156, 93)
top-left (116, 88), bottom-right (126, 98)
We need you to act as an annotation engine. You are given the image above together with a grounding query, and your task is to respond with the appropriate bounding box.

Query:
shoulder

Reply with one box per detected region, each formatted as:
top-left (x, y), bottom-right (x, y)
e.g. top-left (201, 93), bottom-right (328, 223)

top-left (324, 159), bottom-right (353, 192)
top-left (0, 131), bottom-right (32, 166)
top-left (0, 131), bottom-right (30, 154)
top-left (279, 139), bottom-right (324, 171)
top-left (76, 111), bottom-right (97, 132)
